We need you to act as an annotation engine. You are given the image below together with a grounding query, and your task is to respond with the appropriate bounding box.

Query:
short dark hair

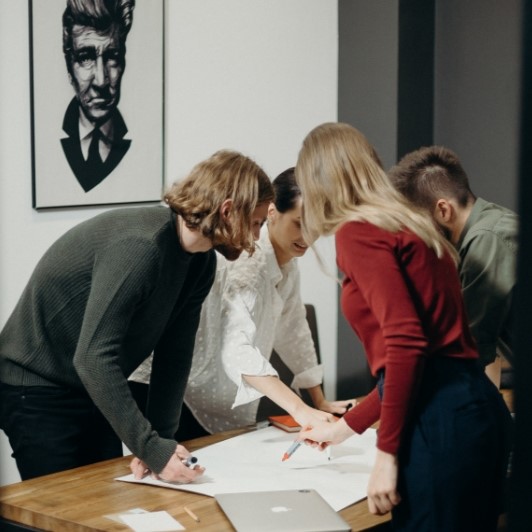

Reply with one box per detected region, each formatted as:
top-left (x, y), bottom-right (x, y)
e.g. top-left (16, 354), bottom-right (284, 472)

top-left (272, 167), bottom-right (301, 213)
top-left (388, 145), bottom-right (475, 211)
top-left (62, 0), bottom-right (135, 75)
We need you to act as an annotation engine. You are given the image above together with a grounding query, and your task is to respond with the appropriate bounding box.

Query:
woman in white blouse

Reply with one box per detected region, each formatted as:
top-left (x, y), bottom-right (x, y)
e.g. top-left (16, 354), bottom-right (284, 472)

top-left (130, 168), bottom-right (353, 437)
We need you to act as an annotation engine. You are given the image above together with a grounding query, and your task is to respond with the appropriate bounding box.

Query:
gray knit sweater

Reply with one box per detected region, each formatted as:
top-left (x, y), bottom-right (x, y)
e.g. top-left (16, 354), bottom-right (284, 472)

top-left (0, 206), bottom-right (216, 473)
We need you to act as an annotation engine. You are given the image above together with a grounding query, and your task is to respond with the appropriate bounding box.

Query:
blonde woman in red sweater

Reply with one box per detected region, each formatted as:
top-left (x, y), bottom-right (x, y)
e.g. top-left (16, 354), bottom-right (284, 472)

top-left (294, 123), bottom-right (512, 532)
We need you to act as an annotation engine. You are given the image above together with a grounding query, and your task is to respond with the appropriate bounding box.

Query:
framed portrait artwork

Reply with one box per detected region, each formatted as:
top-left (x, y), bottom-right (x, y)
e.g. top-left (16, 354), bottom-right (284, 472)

top-left (29, 0), bottom-right (164, 209)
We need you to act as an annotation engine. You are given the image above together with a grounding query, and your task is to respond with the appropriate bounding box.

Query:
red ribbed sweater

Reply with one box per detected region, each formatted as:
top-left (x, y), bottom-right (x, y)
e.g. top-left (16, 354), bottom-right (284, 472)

top-left (336, 221), bottom-right (478, 454)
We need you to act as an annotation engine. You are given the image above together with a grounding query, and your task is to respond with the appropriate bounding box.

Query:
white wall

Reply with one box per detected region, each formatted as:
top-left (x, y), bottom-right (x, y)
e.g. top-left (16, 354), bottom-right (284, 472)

top-left (0, 0), bottom-right (338, 485)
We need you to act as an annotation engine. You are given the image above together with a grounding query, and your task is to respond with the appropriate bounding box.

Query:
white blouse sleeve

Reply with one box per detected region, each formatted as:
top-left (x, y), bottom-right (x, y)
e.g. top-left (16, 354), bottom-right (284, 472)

top-left (273, 268), bottom-right (323, 393)
top-left (128, 354), bottom-right (153, 383)
top-left (220, 288), bottom-right (279, 408)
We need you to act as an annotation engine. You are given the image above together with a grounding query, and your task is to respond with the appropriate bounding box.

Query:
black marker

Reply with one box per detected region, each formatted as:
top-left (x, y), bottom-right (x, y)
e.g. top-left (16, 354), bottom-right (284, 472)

top-left (329, 402), bottom-right (354, 460)
top-left (182, 456), bottom-right (198, 468)
top-left (333, 402), bottom-right (354, 419)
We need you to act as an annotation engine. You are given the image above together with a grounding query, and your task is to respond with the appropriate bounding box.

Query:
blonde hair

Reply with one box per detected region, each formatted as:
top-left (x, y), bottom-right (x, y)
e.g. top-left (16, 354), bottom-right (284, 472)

top-left (165, 150), bottom-right (273, 256)
top-left (295, 123), bottom-right (458, 263)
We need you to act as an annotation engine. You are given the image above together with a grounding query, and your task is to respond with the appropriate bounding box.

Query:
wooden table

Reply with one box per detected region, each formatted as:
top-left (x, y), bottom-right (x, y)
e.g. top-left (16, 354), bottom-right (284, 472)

top-left (0, 428), bottom-right (389, 532)
top-left (1, 390), bottom-right (512, 531)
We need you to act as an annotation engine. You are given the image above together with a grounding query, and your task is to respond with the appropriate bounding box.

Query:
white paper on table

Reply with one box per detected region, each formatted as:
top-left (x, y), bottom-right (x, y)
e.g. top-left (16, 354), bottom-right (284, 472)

top-left (119, 511), bottom-right (185, 531)
top-left (104, 507), bottom-right (148, 524)
top-left (116, 426), bottom-right (377, 511)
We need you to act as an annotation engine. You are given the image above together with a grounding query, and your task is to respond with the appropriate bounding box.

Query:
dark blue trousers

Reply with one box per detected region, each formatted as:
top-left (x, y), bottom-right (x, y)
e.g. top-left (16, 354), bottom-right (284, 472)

top-left (0, 382), bottom-right (123, 480)
top-left (378, 358), bottom-right (512, 532)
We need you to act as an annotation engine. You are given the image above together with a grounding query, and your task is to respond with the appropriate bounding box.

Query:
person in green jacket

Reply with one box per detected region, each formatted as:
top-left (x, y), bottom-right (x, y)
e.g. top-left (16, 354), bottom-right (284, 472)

top-left (389, 145), bottom-right (518, 388)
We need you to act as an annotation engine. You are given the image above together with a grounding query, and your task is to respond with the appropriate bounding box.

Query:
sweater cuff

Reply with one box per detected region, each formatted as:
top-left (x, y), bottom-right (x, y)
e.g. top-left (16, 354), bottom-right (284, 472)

top-left (343, 387), bottom-right (380, 434)
top-left (476, 342), bottom-right (498, 367)
top-left (231, 361), bottom-right (279, 408)
top-left (290, 364), bottom-right (323, 394)
top-left (142, 436), bottom-right (179, 474)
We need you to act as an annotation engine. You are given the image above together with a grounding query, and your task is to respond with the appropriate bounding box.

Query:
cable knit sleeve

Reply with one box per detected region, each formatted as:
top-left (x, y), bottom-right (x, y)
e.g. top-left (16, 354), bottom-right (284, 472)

top-left (73, 236), bottom-right (178, 473)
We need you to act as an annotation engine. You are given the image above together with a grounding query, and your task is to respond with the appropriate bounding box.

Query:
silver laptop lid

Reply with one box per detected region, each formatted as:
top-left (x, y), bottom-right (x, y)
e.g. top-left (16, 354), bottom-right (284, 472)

top-left (215, 489), bottom-right (351, 532)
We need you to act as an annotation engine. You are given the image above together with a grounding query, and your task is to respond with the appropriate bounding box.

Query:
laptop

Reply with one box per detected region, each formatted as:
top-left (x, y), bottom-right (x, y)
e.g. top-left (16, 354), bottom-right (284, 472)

top-left (215, 489), bottom-right (351, 532)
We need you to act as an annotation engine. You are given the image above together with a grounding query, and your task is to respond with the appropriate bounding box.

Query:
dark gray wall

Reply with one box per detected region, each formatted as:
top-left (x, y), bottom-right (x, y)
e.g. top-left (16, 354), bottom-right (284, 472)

top-left (434, 0), bottom-right (521, 211)
top-left (337, 0), bottom-right (400, 397)
top-left (338, 0), bottom-right (399, 168)
top-left (397, 0), bottom-right (435, 158)
top-left (337, 0), bottom-right (522, 397)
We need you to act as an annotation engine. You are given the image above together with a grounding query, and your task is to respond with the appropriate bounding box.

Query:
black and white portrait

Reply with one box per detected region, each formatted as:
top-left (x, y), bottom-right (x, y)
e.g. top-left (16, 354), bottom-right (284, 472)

top-left (30, 0), bottom-right (164, 209)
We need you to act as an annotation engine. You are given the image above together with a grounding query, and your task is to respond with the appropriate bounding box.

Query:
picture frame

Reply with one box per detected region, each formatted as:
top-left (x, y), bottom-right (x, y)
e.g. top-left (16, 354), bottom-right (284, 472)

top-left (29, 0), bottom-right (165, 209)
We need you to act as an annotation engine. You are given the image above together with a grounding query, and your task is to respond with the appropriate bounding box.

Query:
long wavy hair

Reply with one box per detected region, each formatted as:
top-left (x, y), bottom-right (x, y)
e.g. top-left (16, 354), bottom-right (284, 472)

top-left (165, 150), bottom-right (273, 258)
top-left (295, 122), bottom-right (457, 263)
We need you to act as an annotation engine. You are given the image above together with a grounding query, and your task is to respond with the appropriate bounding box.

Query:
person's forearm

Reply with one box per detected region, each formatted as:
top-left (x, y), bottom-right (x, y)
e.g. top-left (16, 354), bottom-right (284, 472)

top-left (303, 385), bottom-right (358, 416)
top-left (243, 374), bottom-right (305, 415)
top-left (305, 384), bottom-right (326, 408)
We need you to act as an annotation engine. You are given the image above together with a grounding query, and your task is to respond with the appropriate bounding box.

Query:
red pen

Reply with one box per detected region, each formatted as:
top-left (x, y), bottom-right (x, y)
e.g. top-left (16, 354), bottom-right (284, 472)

top-left (281, 440), bottom-right (302, 461)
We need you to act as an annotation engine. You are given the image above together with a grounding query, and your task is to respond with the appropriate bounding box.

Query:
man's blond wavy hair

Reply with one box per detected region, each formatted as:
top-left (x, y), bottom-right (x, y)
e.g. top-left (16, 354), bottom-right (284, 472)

top-left (164, 150), bottom-right (273, 258)
top-left (295, 122), bottom-right (458, 264)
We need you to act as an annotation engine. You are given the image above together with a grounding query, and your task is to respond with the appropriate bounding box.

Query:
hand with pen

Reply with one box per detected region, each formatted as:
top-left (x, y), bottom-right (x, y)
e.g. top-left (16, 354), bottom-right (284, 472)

top-left (296, 417), bottom-right (355, 451)
top-left (294, 402), bottom-right (356, 452)
top-left (129, 443), bottom-right (205, 483)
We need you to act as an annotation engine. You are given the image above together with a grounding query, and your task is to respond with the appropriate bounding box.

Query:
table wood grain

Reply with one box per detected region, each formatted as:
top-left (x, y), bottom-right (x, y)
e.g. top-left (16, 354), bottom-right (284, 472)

top-left (2, 390), bottom-right (512, 531)
top-left (0, 427), bottom-right (388, 531)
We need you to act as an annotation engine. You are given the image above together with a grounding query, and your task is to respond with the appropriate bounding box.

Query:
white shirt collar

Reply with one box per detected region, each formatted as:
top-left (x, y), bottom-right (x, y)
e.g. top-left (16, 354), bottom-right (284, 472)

top-left (259, 226), bottom-right (297, 286)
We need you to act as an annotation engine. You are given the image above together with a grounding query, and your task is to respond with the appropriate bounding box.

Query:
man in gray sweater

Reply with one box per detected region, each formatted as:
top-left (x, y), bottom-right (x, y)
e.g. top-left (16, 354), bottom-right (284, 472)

top-left (0, 150), bottom-right (273, 481)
